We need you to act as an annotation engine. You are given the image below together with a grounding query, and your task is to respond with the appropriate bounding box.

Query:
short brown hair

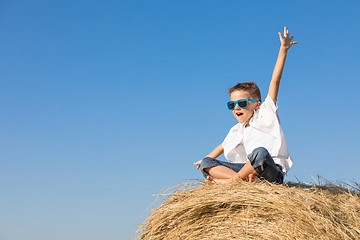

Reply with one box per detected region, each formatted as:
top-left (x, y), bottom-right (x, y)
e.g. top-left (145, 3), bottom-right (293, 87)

top-left (228, 82), bottom-right (261, 102)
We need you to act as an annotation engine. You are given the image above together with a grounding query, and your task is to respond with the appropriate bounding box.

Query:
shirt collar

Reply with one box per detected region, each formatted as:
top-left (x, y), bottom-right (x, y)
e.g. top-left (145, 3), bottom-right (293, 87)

top-left (245, 109), bottom-right (259, 126)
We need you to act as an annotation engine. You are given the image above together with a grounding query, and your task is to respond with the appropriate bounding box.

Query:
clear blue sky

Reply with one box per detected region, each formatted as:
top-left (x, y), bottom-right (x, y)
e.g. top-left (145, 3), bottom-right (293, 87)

top-left (1, 1), bottom-right (360, 239)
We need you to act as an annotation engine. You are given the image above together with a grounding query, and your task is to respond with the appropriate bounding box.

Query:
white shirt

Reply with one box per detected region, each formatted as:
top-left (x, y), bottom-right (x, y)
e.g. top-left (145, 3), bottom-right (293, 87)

top-left (221, 95), bottom-right (293, 174)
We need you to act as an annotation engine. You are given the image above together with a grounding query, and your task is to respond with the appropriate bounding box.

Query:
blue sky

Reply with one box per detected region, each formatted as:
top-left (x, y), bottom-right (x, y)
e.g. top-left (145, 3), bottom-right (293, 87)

top-left (1, 1), bottom-right (360, 239)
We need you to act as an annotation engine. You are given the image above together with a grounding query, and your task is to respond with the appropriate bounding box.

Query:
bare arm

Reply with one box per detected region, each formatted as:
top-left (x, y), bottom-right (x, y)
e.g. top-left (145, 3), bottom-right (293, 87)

top-left (268, 26), bottom-right (297, 104)
top-left (194, 144), bottom-right (224, 170)
top-left (205, 143), bottom-right (224, 159)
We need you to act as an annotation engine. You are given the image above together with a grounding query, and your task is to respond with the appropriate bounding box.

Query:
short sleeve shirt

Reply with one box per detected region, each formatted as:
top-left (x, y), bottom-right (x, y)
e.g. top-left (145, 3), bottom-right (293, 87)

top-left (221, 95), bottom-right (293, 174)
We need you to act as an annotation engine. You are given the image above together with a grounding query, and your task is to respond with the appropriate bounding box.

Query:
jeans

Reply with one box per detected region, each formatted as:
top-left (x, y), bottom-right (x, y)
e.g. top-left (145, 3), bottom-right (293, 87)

top-left (200, 147), bottom-right (284, 184)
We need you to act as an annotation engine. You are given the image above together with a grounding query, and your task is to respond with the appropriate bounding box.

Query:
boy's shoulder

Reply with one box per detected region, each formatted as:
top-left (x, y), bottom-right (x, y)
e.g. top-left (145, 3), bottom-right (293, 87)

top-left (250, 95), bottom-right (282, 136)
top-left (260, 95), bottom-right (278, 113)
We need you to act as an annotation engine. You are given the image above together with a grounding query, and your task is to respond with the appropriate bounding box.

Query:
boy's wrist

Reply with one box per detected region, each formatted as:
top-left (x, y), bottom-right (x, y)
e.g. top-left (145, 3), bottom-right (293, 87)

top-left (280, 45), bottom-right (289, 52)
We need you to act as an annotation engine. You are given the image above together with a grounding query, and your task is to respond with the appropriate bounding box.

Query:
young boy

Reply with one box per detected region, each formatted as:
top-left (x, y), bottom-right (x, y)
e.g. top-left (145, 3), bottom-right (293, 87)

top-left (194, 26), bottom-right (297, 184)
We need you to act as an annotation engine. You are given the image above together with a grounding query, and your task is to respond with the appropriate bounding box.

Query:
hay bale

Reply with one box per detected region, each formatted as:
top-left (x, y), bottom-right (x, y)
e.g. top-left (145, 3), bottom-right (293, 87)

top-left (137, 180), bottom-right (360, 239)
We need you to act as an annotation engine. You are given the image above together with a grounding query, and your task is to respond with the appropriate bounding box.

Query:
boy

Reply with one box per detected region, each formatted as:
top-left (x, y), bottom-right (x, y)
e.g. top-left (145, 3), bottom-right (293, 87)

top-left (194, 26), bottom-right (297, 184)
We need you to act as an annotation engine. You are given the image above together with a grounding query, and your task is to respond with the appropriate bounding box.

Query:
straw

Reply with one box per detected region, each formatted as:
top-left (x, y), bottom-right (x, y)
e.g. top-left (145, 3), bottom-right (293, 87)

top-left (136, 179), bottom-right (360, 240)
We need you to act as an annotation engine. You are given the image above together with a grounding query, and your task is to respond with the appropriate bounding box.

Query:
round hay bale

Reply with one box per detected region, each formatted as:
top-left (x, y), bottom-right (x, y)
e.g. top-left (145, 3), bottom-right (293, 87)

top-left (137, 180), bottom-right (360, 240)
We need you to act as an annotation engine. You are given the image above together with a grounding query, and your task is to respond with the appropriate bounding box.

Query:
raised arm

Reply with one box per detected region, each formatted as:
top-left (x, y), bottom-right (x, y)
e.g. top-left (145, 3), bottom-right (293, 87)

top-left (268, 26), bottom-right (297, 104)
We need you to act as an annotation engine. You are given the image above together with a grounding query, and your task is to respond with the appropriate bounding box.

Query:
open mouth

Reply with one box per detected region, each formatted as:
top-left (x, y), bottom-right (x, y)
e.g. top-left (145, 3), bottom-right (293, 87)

top-left (236, 112), bottom-right (243, 117)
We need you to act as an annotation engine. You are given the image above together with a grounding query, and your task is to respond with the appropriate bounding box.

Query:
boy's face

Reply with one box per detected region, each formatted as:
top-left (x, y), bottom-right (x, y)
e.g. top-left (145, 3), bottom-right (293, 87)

top-left (229, 90), bottom-right (261, 124)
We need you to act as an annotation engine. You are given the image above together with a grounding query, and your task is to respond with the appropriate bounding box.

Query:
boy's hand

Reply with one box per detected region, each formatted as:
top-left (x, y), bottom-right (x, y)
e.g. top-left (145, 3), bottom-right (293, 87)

top-left (278, 26), bottom-right (297, 50)
top-left (193, 159), bottom-right (202, 170)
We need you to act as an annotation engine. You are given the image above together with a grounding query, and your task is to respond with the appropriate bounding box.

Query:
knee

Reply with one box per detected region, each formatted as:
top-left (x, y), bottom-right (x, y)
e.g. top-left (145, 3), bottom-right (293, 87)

top-left (200, 157), bottom-right (216, 177)
top-left (200, 157), bottom-right (215, 169)
top-left (248, 147), bottom-right (272, 172)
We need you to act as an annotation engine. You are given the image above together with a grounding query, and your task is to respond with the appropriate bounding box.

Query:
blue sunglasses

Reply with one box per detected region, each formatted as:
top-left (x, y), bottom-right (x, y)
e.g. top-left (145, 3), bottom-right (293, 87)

top-left (227, 99), bottom-right (259, 110)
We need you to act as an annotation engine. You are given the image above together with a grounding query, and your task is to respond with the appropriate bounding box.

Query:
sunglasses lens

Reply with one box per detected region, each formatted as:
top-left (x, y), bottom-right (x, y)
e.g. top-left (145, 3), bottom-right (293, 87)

top-left (227, 102), bottom-right (235, 110)
top-left (238, 100), bottom-right (247, 108)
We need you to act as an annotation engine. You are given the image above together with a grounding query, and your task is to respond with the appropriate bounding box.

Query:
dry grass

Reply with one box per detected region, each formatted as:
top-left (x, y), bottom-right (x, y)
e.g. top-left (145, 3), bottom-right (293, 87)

top-left (136, 179), bottom-right (360, 240)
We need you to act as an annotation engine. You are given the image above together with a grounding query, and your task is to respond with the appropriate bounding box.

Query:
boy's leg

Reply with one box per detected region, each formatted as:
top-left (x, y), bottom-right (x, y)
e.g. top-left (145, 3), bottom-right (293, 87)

top-left (206, 166), bottom-right (239, 180)
top-left (236, 161), bottom-right (259, 181)
top-left (205, 175), bottom-right (239, 184)
top-left (244, 147), bottom-right (284, 184)
top-left (200, 157), bottom-right (244, 181)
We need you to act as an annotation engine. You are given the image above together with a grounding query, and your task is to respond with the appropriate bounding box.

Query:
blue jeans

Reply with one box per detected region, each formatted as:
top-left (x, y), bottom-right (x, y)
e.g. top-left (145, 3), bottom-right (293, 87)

top-left (200, 147), bottom-right (284, 184)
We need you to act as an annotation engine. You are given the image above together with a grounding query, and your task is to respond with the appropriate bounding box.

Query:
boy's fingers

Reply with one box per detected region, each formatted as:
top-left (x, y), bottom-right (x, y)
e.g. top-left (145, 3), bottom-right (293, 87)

top-left (278, 32), bottom-right (283, 39)
top-left (194, 161), bottom-right (202, 170)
